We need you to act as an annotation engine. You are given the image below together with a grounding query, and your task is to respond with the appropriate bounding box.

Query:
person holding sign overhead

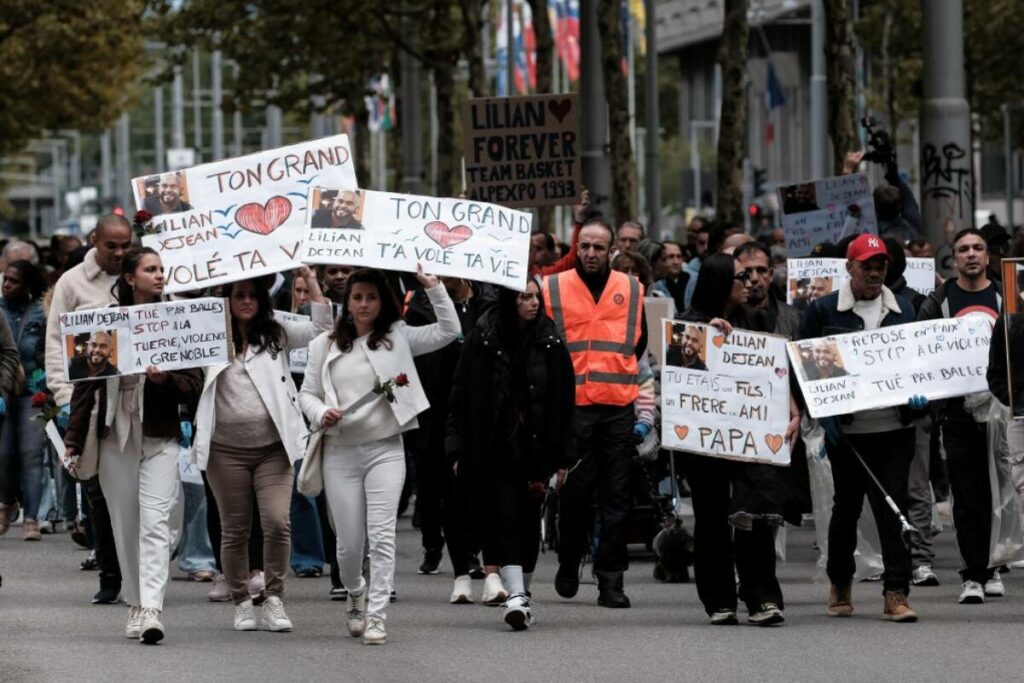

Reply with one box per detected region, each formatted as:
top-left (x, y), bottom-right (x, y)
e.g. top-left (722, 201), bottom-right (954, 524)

top-left (678, 252), bottom-right (800, 626)
top-left (63, 247), bottom-right (204, 645)
top-left (799, 234), bottom-right (924, 623)
top-left (299, 266), bottom-right (459, 645)
top-left (194, 268), bottom-right (333, 634)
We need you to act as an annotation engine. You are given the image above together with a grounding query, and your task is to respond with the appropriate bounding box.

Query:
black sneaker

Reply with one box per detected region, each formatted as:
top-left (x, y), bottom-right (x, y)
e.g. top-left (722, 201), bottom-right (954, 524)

top-left (92, 587), bottom-right (121, 604)
top-left (329, 585), bottom-right (348, 601)
top-left (418, 549), bottom-right (442, 575)
top-left (389, 589), bottom-right (397, 603)
top-left (554, 563), bottom-right (580, 599)
top-left (80, 551), bottom-right (98, 571)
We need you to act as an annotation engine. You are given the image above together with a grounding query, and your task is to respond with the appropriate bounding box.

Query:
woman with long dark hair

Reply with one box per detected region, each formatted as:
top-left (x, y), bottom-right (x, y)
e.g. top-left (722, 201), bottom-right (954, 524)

top-left (0, 260), bottom-right (48, 540)
top-left (447, 280), bottom-right (575, 630)
top-left (64, 247), bottom-right (203, 644)
top-left (299, 266), bottom-right (459, 645)
top-left (194, 267), bottom-right (332, 633)
top-left (681, 252), bottom-right (799, 627)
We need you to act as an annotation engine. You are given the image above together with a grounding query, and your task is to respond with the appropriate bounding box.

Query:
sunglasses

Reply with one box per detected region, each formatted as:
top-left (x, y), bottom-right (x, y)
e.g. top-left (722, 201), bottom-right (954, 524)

top-left (733, 271), bottom-right (751, 283)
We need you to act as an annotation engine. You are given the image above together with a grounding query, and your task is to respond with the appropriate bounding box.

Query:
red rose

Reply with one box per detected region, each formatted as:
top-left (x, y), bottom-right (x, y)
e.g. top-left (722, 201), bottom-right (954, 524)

top-left (30, 391), bottom-right (48, 408)
top-left (395, 373), bottom-right (409, 387)
top-left (134, 210), bottom-right (153, 224)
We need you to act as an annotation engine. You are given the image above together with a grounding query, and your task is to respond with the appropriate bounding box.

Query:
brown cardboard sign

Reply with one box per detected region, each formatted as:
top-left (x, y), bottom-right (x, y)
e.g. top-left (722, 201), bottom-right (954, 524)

top-left (462, 93), bottom-right (582, 209)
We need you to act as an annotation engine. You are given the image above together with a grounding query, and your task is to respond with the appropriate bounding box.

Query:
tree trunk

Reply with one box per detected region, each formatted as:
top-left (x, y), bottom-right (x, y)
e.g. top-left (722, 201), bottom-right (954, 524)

top-left (823, 0), bottom-right (858, 175)
top-left (433, 59), bottom-right (456, 197)
top-left (529, 0), bottom-right (556, 230)
top-left (458, 0), bottom-right (487, 97)
top-left (715, 0), bottom-right (748, 226)
top-left (354, 110), bottom-right (371, 187)
top-left (597, 0), bottom-right (637, 227)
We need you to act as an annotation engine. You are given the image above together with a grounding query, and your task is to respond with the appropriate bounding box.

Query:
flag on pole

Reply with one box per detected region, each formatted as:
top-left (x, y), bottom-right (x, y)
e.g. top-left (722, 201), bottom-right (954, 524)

top-left (497, 2), bottom-right (509, 96)
top-left (763, 61), bottom-right (786, 146)
top-left (553, 0), bottom-right (580, 82)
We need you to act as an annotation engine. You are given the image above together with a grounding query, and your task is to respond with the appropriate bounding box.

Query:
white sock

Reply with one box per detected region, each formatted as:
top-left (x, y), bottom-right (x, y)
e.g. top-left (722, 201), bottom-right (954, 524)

top-left (500, 565), bottom-right (525, 595)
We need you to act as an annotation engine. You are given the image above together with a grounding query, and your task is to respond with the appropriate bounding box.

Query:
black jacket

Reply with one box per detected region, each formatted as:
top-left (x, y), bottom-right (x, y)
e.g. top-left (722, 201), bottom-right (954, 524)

top-left (446, 310), bottom-right (576, 480)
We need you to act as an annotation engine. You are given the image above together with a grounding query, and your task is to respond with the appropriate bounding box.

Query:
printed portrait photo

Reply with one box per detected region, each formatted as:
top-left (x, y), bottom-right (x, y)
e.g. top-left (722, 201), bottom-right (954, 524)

top-left (136, 171), bottom-right (192, 216)
top-left (797, 339), bottom-right (847, 382)
top-left (790, 276), bottom-right (834, 311)
top-left (665, 322), bottom-right (707, 371)
top-left (311, 188), bottom-right (365, 229)
top-left (780, 182), bottom-right (820, 215)
top-left (66, 330), bottom-right (121, 382)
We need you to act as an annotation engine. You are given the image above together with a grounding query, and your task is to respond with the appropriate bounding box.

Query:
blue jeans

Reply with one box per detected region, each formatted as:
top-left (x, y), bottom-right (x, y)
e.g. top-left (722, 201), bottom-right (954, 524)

top-left (290, 459), bottom-right (325, 573)
top-left (177, 481), bottom-right (217, 574)
top-left (0, 396), bottom-right (47, 520)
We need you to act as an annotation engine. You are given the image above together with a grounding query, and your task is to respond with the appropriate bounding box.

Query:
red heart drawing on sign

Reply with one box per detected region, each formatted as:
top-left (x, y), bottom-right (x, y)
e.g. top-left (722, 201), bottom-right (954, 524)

top-left (424, 221), bottom-right (473, 249)
top-left (235, 196), bottom-right (292, 235)
top-left (674, 425), bottom-right (689, 441)
top-left (548, 98), bottom-right (572, 123)
top-left (765, 434), bottom-right (784, 454)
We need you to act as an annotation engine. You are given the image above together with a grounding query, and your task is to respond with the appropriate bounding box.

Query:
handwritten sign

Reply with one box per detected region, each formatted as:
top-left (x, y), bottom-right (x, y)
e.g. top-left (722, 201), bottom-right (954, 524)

top-left (273, 310), bottom-right (311, 373)
top-left (778, 173), bottom-right (877, 257)
top-left (789, 316), bottom-right (993, 418)
top-left (905, 257), bottom-right (936, 296)
top-left (59, 298), bottom-right (232, 382)
top-left (661, 320), bottom-right (791, 466)
top-left (787, 258), bottom-right (847, 310)
top-left (300, 189), bottom-right (532, 290)
top-left (462, 94), bottom-right (582, 208)
top-left (132, 135), bottom-right (357, 293)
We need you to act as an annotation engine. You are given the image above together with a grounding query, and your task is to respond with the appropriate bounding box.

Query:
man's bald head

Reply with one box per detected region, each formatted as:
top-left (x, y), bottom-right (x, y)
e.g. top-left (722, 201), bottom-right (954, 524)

top-left (94, 214), bottom-right (132, 242)
top-left (721, 233), bottom-right (754, 252)
top-left (92, 215), bottom-right (134, 276)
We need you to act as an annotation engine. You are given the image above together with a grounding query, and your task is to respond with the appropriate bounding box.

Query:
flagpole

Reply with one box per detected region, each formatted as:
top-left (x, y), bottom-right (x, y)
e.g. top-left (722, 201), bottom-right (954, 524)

top-left (507, 0), bottom-right (515, 95)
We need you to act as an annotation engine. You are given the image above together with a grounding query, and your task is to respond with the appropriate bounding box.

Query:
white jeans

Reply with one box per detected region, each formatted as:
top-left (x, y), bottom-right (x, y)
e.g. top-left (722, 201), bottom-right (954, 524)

top-left (322, 435), bottom-right (406, 619)
top-left (98, 426), bottom-right (180, 611)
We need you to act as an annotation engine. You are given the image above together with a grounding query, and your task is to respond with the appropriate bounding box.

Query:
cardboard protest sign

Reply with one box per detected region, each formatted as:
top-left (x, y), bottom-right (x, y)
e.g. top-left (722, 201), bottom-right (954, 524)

top-left (905, 257), bottom-right (936, 296)
top-left (462, 94), bottom-right (582, 208)
top-left (644, 297), bottom-right (674, 366)
top-left (660, 320), bottom-right (791, 466)
top-left (301, 189), bottom-right (532, 290)
top-left (778, 173), bottom-right (877, 257)
top-left (274, 310), bottom-right (312, 374)
top-left (789, 316), bottom-right (993, 418)
top-left (132, 136), bottom-right (357, 293)
top-left (787, 258), bottom-right (847, 310)
top-left (59, 298), bottom-right (232, 382)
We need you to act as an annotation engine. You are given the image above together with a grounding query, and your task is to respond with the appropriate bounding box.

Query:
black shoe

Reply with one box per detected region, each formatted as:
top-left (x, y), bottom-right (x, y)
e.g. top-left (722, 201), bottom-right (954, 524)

top-left (418, 549), bottom-right (442, 575)
top-left (92, 587), bottom-right (121, 604)
top-left (79, 550), bottom-right (98, 571)
top-left (70, 521), bottom-right (89, 549)
top-left (468, 555), bottom-right (486, 580)
top-left (554, 563), bottom-right (580, 599)
top-left (329, 585), bottom-right (348, 601)
top-left (389, 589), bottom-right (397, 603)
top-left (596, 570), bottom-right (631, 608)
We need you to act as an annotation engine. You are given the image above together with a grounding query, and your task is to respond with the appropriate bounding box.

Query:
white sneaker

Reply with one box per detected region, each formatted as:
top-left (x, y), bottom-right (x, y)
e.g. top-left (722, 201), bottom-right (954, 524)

top-left (480, 573), bottom-right (508, 605)
top-left (139, 608), bottom-right (164, 644)
top-left (208, 574), bottom-right (231, 602)
top-left (125, 606), bottom-right (142, 639)
top-left (502, 593), bottom-right (533, 631)
top-left (450, 575), bottom-right (474, 604)
top-left (1010, 559), bottom-right (1024, 569)
top-left (260, 596), bottom-right (293, 632)
top-left (363, 616), bottom-right (387, 645)
top-left (984, 574), bottom-right (1005, 597)
top-left (247, 571), bottom-right (266, 598)
top-left (911, 565), bottom-right (939, 586)
top-left (958, 580), bottom-right (985, 604)
top-left (346, 589), bottom-right (367, 637)
top-left (234, 599), bottom-right (258, 631)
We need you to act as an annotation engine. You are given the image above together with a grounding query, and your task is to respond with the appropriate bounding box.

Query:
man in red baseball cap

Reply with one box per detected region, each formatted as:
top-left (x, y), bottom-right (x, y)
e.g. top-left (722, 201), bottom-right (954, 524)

top-left (800, 231), bottom-right (928, 623)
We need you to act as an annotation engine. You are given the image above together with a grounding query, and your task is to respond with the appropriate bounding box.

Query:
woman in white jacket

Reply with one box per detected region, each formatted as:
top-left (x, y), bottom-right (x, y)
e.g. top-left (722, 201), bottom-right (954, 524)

top-left (299, 266), bottom-right (458, 645)
top-left (195, 267), bottom-right (332, 633)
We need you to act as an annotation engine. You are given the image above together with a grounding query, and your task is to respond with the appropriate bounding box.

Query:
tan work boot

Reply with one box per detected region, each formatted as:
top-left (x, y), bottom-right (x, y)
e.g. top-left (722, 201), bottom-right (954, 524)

top-left (22, 519), bottom-right (42, 541)
top-left (827, 584), bottom-right (854, 617)
top-left (883, 590), bottom-right (918, 622)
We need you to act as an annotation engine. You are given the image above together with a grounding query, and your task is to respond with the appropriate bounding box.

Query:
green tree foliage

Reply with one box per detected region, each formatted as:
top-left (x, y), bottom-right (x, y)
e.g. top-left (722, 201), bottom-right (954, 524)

top-left (0, 1), bottom-right (145, 157)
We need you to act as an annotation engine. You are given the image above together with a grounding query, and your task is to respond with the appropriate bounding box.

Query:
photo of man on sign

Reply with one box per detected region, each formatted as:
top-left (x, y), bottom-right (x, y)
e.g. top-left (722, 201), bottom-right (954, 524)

top-left (796, 339), bottom-right (848, 381)
top-left (67, 330), bottom-right (120, 381)
top-left (139, 171), bottom-right (193, 216)
top-left (311, 189), bottom-right (365, 229)
top-left (665, 322), bottom-right (707, 371)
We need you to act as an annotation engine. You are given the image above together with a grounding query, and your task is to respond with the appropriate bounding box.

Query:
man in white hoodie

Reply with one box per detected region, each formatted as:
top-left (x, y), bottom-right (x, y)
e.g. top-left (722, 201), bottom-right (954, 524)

top-left (45, 214), bottom-right (133, 604)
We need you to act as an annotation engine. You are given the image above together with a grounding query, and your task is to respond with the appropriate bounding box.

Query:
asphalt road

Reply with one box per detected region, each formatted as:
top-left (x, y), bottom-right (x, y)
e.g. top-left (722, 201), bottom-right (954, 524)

top-left (1, 512), bottom-right (1022, 682)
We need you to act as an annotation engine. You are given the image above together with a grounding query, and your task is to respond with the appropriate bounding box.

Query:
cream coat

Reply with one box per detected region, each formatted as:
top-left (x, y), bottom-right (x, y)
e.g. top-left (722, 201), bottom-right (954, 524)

top-left (194, 302), bottom-right (333, 470)
top-left (297, 284), bottom-right (459, 495)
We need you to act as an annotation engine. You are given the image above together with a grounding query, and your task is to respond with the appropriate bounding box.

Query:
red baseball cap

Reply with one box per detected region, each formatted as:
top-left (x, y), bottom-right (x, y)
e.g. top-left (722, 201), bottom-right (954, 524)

top-left (846, 234), bottom-right (891, 262)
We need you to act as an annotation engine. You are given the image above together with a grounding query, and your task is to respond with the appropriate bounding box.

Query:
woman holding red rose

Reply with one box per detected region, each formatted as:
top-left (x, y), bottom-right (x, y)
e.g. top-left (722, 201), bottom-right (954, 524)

top-left (299, 265), bottom-right (459, 645)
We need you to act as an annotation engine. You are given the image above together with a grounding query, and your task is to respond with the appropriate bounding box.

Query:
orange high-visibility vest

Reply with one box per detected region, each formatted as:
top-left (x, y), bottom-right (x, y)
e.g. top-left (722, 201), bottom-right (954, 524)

top-left (543, 269), bottom-right (643, 407)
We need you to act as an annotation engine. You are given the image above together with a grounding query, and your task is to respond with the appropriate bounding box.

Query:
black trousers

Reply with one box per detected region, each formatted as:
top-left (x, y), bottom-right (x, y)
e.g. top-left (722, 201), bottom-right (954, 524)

top-left (203, 472), bottom-right (263, 572)
top-left (557, 404), bottom-right (633, 574)
top-left (685, 455), bottom-right (782, 614)
top-left (413, 434), bottom-right (479, 577)
top-left (942, 417), bottom-right (994, 584)
top-left (826, 428), bottom-right (914, 594)
top-left (477, 457), bottom-right (543, 573)
top-left (82, 476), bottom-right (121, 591)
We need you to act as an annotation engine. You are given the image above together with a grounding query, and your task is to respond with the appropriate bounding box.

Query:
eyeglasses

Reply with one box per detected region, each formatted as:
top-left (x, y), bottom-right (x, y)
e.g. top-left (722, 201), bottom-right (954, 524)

top-left (733, 271), bottom-right (751, 283)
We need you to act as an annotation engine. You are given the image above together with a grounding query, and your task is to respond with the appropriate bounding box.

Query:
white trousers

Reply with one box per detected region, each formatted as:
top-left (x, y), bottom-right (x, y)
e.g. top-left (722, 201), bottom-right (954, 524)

top-left (322, 435), bottom-right (406, 620)
top-left (98, 426), bottom-right (180, 611)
